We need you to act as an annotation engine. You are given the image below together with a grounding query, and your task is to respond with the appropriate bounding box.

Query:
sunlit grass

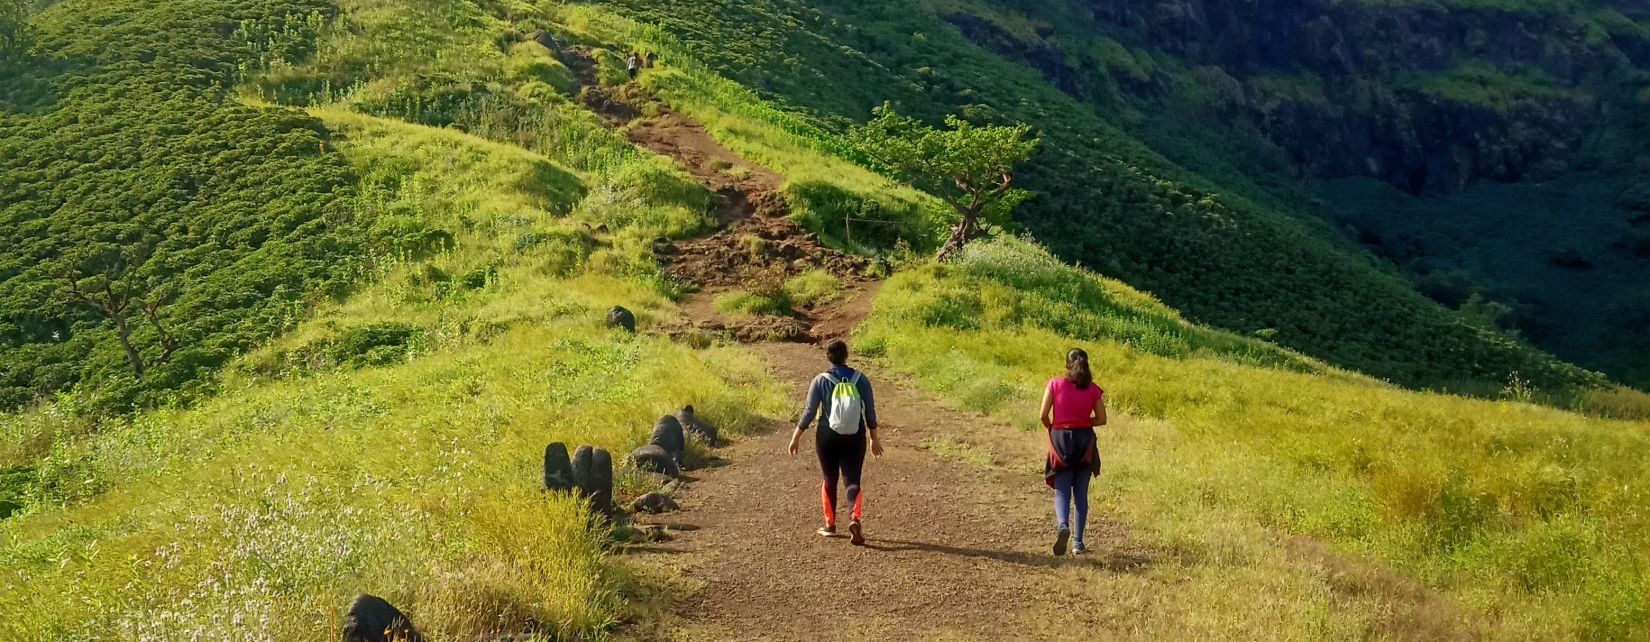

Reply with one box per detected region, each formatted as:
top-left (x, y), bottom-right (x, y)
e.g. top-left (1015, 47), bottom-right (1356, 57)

top-left (858, 237), bottom-right (1650, 640)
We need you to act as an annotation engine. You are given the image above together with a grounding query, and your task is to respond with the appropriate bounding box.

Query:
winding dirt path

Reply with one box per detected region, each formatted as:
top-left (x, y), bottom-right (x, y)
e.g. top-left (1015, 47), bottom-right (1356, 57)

top-left (549, 45), bottom-right (1474, 641)
top-left (625, 287), bottom-right (1155, 642)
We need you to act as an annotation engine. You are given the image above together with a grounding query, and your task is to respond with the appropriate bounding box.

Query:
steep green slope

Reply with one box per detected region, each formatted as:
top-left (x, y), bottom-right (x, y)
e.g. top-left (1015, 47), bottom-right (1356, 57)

top-left (0, 0), bottom-right (374, 412)
top-left (858, 237), bottom-right (1650, 640)
top-left (0, 0), bottom-right (783, 638)
top-left (582, 0), bottom-right (1601, 393)
top-left (908, 0), bottom-right (1650, 387)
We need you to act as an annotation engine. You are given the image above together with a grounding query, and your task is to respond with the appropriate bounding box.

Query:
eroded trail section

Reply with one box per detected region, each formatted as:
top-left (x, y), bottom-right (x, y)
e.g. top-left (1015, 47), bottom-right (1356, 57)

top-left (559, 46), bottom-right (866, 341)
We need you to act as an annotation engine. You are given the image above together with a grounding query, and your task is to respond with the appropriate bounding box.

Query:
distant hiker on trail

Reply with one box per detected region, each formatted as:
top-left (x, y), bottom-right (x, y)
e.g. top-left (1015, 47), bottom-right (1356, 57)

top-left (788, 339), bottom-right (883, 546)
top-left (626, 52), bottom-right (641, 79)
top-left (1039, 348), bottom-right (1106, 555)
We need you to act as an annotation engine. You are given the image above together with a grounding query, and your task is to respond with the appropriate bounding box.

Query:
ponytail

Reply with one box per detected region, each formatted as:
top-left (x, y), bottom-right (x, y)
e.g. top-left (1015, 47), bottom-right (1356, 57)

top-left (1065, 348), bottom-right (1092, 390)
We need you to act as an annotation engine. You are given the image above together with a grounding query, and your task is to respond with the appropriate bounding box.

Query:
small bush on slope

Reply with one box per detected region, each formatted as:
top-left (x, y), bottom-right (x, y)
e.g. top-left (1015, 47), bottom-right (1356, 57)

top-left (783, 269), bottom-right (843, 307)
top-left (856, 238), bottom-right (1650, 640)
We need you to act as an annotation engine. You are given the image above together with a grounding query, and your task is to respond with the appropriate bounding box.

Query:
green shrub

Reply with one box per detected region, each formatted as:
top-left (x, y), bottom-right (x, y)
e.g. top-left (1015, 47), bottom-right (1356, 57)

top-left (505, 41), bottom-right (577, 93)
top-left (714, 290), bottom-right (790, 316)
top-left (782, 270), bottom-right (842, 307)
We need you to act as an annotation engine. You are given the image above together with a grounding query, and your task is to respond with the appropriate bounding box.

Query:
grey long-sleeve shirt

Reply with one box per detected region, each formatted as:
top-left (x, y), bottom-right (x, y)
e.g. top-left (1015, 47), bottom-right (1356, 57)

top-left (798, 365), bottom-right (878, 433)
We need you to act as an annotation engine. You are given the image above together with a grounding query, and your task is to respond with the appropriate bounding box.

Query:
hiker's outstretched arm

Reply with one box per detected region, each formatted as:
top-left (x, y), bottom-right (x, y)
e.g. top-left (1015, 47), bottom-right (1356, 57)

top-left (859, 376), bottom-right (878, 430)
top-left (798, 376), bottom-right (822, 429)
top-left (1039, 384), bottom-right (1055, 428)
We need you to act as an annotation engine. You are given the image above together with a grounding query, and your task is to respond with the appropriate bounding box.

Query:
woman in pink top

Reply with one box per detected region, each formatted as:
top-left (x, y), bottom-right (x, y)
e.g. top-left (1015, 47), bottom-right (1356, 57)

top-left (1038, 348), bottom-right (1107, 555)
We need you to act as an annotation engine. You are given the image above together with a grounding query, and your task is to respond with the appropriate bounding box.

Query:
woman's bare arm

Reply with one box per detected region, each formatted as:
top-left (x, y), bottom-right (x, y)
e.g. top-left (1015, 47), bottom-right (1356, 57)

top-left (1039, 384), bottom-right (1055, 428)
top-left (1093, 393), bottom-right (1108, 427)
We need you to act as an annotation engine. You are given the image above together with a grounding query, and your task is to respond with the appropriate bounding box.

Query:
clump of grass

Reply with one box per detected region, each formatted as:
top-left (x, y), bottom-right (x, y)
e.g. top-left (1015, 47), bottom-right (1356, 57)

top-left (738, 233), bottom-right (769, 259)
top-left (782, 269), bottom-right (842, 308)
top-left (714, 290), bottom-right (791, 317)
top-left (921, 436), bottom-right (994, 468)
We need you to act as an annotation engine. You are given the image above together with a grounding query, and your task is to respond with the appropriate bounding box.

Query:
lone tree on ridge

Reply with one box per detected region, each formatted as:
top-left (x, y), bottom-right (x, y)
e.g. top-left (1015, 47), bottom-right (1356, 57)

top-left (854, 103), bottom-right (1040, 262)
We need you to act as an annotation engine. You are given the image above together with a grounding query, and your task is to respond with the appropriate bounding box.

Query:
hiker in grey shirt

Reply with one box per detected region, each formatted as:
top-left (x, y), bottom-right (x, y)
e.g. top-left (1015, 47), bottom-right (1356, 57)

top-left (788, 340), bottom-right (883, 545)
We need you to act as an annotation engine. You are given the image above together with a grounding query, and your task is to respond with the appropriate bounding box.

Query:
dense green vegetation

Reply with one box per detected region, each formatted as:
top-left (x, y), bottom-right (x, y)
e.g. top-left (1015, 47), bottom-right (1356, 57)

top-left (905, 0), bottom-right (1650, 388)
top-left (0, 0), bottom-right (376, 412)
top-left (857, 236), bottom-right (1650, 640)
top-left (854, 104), bottom-right (1039, 260)
top-left (4, 0), bottom-right (1648, 638)
top-left (0, 0), bottom-right (780, 638)
top-left (583, 0), bottom-right (1603, 393)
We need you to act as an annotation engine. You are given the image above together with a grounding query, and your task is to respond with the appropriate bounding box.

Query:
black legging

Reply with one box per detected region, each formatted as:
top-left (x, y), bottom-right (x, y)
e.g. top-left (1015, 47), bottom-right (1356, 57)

top-left (816, 429), bottom-right (867, 525)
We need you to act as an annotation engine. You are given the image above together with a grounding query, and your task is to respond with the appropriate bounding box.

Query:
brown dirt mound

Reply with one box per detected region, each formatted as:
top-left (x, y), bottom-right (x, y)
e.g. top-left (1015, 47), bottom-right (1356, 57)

top-left (659, 192), bottom-right (869, 289)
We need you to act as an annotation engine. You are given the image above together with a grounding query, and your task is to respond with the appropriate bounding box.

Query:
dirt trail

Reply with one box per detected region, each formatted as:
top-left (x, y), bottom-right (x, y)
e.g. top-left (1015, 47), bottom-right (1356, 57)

top-left (550, 45), bottom-right (1472, 641)
top-left (559, 47), bottom-right (866, 303)
top-left (626, 288), bottom-right (1154, 642)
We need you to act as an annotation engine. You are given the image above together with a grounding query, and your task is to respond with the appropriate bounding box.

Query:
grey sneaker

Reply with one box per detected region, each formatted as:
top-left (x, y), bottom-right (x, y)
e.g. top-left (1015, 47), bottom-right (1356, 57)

top-left (817, 525), bottom-right (837, 537)
top-left (1073, 541), bottom-right (1088, 555)
top-left (1053, 527), bottom-right (1070, 556)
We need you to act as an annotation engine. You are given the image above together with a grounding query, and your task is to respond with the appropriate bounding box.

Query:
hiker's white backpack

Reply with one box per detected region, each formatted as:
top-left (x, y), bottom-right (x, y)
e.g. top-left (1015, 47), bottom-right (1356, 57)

top-left (824, 372), bottom-right (865, 435)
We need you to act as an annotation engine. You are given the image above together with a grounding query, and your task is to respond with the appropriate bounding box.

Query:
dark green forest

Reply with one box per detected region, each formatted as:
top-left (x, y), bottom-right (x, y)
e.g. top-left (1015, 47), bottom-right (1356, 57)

top-left (585, 0), bottom-right (1604, 392)
top-left (2, 0), bottom-right (1640, 414)
top-left (0, 0), bottom-right (397, 411)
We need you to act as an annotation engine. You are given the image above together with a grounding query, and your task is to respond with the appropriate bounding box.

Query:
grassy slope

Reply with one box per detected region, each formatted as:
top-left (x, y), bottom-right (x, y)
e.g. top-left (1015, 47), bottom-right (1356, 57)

top-left (858, 237), bottom-right (1650, 640)
top-left (920, 0), bottom-right (1650, 390)
top-left (582, 0), bottom-right (1601, 396)
top-left (0, 1), bottom-right (788, 639)
top-left (5, 0), bottom-right (1649, 640)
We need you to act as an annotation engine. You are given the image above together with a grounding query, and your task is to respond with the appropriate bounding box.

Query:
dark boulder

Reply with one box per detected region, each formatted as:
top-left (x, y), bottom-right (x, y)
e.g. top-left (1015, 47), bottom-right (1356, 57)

top-left (650, 415), bottom-right (686, 465)
top-left (528, 29), bottom-right (556, 50)
top-left (587, 448), bottom-right (615, 514)
top-left (544, 442), bottom-right (574, 492)
top-left (607, 306), bottom-right (636, 333)
top-left (676, 404), bottom-right (718, 447)
top-left (630, 444), bottom-right (680, 478)
top-left (630, 491), bottom-right (680, 514)
top-left (571, 445), bottom-right (594, 494)
top-left (341, 594), bottom-right (422, 642)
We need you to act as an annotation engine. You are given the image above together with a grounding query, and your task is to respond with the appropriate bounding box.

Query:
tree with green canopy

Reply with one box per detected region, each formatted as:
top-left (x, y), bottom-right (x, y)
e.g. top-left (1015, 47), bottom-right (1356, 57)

top-left (0, 0), bottom-right (27, 57)
top-left (855, 103), bottom-right (1040, 261)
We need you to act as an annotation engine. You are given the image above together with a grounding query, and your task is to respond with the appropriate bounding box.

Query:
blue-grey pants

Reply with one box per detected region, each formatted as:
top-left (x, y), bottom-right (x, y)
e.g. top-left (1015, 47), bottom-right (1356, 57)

top-left (1052, 468), bottom-right (1091, 545)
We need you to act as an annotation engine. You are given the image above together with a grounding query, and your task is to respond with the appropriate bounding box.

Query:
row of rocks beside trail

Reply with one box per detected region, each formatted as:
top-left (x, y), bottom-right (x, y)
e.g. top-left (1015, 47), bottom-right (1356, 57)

top-left (543, 442), bottom-right (615, 514)
top-left (540, 405), bottom-right (719, 514)
top-left (631, 405), bottom-right (719, 476)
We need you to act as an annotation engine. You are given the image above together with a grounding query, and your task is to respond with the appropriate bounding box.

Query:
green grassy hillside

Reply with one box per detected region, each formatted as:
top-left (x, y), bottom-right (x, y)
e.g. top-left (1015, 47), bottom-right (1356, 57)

top-left (0, 0), bottom-right (781, 638)
top-left (857, 236), bottom-right (1650, 640)
top-left (4, 0), bottom-right (1649, 640)
top-left (581, 0), bottom-right (1603, 394)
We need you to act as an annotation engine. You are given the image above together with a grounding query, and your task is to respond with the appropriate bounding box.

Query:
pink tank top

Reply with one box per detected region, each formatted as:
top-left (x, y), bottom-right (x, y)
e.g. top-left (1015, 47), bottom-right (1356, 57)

top-left (1047, 378), bottom-right (1104, 428)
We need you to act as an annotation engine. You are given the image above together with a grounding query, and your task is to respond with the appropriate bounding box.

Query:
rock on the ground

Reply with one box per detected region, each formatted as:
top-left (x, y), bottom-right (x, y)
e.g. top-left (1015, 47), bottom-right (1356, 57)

top-left (341, 594), bottom-right (423, 642)
top-left (640, 524), bottom-right (672, 542)
top-left (587, 448), bottom-right (615, 514)
top-left (630, 491), bottom-right (680, 514)
top-left (571, 445), bottom-right (593, 493)
top-left (543, 442), bottom-right (574, 492)
top-left (650, 415), bottom-right (686, 465)
top-left (607, 306), bottom-right (636, 333)
top-left (630, 444), bottom-right (680, 478)
top-left (676, 405), bottom-right (719, 447)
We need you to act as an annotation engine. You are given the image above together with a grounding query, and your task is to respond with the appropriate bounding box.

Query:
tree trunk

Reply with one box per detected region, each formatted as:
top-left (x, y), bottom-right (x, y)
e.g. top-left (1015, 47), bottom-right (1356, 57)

top-left (111, 312), bottom-right (145, 378)
top-left (936, 209), bottom-right (982, 263)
